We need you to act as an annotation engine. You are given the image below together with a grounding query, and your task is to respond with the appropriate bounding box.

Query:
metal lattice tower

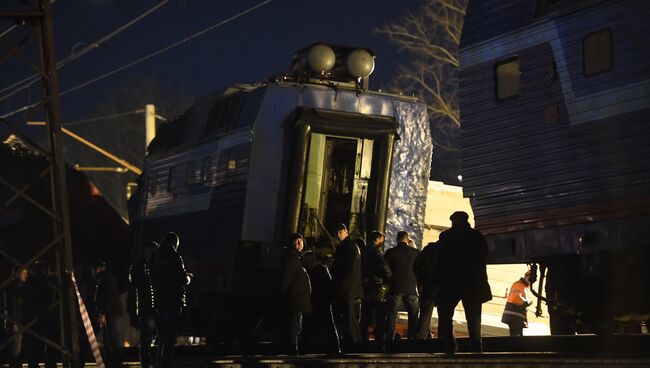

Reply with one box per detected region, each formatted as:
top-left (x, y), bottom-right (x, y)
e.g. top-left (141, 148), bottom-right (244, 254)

top-left (0, 0), bottom-right (79, 365)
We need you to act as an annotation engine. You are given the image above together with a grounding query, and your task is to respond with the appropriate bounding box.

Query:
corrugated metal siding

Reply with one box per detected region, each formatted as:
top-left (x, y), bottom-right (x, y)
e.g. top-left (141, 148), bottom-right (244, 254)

top-left (142, 140), bottom-right (251, 289)
top-left (460, 1), bottom-right (650, 235)
top-left (141, 86), bottom-right (263, 290)
top-left (461, 0), bottom-right (535, 49)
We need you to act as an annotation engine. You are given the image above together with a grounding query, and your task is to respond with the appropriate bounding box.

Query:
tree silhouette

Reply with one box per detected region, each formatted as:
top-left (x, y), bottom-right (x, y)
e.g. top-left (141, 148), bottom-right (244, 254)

top-left (377, 0), bottom-right (467, 185)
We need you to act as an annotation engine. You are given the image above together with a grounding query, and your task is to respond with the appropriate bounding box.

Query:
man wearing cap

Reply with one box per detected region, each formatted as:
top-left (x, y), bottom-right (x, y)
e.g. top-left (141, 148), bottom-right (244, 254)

top-left (330, 223), bottom-right (363, 347)
top-left (436, 211), bottom-right (491, 353)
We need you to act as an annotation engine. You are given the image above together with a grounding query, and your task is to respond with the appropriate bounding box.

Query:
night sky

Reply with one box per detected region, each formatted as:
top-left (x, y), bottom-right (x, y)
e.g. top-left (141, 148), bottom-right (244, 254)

top-left (1, 0), bottom-right (427, 217)
top-left (2, 0), bottom-right (423, 125)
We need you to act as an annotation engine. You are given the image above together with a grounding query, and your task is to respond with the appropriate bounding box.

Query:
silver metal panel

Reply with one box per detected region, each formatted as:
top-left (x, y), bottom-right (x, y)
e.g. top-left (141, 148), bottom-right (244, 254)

top-left (385, 101), bottom-right (432, 249)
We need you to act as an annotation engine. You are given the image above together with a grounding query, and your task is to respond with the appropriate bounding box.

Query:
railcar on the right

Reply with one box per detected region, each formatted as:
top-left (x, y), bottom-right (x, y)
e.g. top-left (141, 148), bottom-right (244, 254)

top-left (459, 0), bottom-right (650, 334)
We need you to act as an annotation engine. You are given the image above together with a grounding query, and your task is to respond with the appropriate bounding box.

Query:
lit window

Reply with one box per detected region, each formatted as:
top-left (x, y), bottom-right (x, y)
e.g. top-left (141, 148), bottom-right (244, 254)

top-left (227, 159), bottom-right (237, 172)
top-left (495, 57), bottom-right (520, 101)
top-left (583, 29), bottom-right (612, 76)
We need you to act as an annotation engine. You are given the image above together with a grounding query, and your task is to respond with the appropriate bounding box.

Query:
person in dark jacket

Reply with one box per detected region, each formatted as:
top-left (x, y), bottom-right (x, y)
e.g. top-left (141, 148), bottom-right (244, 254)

top-left (359, 231), bottom-right (392, 346)
top-left (94, 261), bottom-right (124, 368)
top-left (130, 241), bottom-right (158, 368)
top-left (436, 211), bottom-right (492, 353)
top-left (384, 231), bottom-right (420, 343)
top-left (330, 223), bottom-right (363, 348)
top-left (279, 233), bottom-right (311, 354)
top-left (414, 241), bottom-right (440, 339)
top-left (301, 251), bottom-right (340, 354)
top-left (7, 267), bottom-right (28, 368)
top-left (153, 232), bottom-right (192, 368)
top-left (22, 261), bottom-right (58, 368)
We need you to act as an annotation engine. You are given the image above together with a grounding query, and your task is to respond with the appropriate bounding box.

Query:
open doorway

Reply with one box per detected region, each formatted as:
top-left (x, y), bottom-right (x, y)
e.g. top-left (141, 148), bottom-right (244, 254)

top-left (321, 137), bottom-right (357, 234)
top-left (299, 134), bottom-right (374, 250)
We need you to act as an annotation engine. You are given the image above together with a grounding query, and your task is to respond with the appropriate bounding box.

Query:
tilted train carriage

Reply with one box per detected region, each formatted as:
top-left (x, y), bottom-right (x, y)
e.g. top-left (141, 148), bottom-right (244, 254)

top-left (129, 44), bottom-right (432, 339)
top-left (459, 0), bottom-right (650, 333)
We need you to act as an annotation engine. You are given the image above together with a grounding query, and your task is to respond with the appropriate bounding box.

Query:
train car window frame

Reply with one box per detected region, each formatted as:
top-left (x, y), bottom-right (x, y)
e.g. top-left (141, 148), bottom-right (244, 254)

top-left (227, 156), bottom-right (237, 176)
top-left (201, 156), bottom-right (212, 183)
top-left (167, 167), bottom-right (175, 192)
top-left (495, 57), bottom-right (520, 102)
top-left (148, 172), bottom-right (157, 196)
top-left (185, 160), bottom-right (195, 186)
top-left (583, 28), bottom-right (612, 77)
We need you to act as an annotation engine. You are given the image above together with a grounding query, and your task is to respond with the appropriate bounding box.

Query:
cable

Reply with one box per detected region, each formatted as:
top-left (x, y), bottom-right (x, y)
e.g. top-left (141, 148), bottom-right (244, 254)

top-left (0, 25), bottom-right (17, 40)
top-left (1, 0), bottom-right (273, 120)
top-left (0, 0), bottom-right (170, 101)
top-left (64, 109), bottom-right (143, 127)
top-left (59, 0), bottom-right (272, 97)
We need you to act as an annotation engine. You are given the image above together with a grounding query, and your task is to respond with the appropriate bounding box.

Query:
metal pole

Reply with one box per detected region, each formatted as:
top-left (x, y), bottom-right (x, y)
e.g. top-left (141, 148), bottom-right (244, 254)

top-left (145, 104), bottom-right (156, 151)
top-left (39, 0), bottom-right (79, 365)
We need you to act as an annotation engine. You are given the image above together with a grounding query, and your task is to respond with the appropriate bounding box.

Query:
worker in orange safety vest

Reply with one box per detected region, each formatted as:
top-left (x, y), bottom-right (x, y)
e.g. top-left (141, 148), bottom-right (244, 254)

top-left (501, 271), bottom-right (532, 336)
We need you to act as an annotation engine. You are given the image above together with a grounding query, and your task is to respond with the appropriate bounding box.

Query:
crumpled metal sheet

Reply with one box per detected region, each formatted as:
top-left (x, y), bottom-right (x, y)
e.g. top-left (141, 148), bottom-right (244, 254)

top-left (384, 101), bottom-right (432, 250)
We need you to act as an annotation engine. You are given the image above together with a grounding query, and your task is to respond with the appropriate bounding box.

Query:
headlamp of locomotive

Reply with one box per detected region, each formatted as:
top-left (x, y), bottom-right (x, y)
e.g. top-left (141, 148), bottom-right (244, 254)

top-left (290, 43), bottom-right (375, 90)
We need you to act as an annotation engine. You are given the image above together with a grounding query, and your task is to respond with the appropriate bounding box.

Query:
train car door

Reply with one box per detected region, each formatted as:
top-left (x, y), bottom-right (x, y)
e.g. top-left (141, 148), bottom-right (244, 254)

top-left (285, 108), bottom-right (396, 246)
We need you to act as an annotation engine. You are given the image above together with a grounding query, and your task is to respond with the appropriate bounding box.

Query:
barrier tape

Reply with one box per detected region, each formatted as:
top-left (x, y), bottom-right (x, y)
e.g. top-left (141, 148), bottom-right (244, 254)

top-left (70, 271), bottom-right (105, 368)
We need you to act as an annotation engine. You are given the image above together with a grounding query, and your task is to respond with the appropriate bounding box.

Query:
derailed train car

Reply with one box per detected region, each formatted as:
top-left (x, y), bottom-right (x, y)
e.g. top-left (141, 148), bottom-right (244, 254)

top-left (459, 0), bottom-right (650, 333)
top-left (129, 44), bottom-right (432, 339)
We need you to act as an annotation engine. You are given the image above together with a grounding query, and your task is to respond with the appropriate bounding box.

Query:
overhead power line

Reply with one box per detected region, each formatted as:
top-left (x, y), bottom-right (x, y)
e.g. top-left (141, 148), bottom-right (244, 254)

top-left (0, 0), bottom-right (170, 101)
top-left (0, 25), bottom-right (17, 39)
top-left (0, 0), bottom-right (273, 121)
top-left (63, 109), bottom-right (143, 126)
top-left (59, 0), bottom-right (273, 96)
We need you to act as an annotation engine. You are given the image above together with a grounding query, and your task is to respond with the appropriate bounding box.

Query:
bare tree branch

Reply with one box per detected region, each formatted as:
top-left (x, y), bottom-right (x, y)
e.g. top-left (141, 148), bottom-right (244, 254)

top-left (377, 0), bottom-right (468, 180)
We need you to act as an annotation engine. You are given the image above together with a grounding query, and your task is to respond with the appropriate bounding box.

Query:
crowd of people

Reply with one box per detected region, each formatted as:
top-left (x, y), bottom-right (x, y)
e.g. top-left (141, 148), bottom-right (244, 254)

top-left (278, 211), bottom-right (494, 354)
top-left (4, 210), bottom-right (528, 365)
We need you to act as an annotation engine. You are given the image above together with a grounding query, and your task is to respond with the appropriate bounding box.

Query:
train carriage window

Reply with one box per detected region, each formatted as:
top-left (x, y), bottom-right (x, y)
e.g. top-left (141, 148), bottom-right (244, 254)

top-left (201, 156), bottom-right (212, 183)
top-left (583, 29), bottom-right (612, 76)
top-left (167, 167), bottom-right (175, 192)
top-left (148, 172), bottom-right (157, 195)
top-left (227, 157), bottom-right (237, 174)
top-left (185, 161), bottom-right (195, 186)
top-left (495, 57), bottom-right (520, 101)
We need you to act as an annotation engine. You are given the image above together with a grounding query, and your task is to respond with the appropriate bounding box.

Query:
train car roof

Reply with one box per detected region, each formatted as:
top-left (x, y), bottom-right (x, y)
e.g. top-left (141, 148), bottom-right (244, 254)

top-left (147, 83), bottom-right (265, 155)
top-left (146, 80), bottom-right (417, 155)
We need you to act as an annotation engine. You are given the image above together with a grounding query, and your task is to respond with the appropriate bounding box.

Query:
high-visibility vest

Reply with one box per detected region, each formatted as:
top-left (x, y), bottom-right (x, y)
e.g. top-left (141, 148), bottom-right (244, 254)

top-left (507, 278), bottom-right (529, 306)
top-left (501, 278), bottom-right (530, 326)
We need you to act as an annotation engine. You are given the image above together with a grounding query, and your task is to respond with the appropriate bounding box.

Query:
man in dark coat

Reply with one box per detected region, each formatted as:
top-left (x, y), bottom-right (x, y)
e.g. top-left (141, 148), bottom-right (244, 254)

top-left (436, 211), bottom-right (492, 353)
top-left (384, 231), bottom-right (420, 343)
top-left (300, 251), bottom-right (340, 354)
top-left (279, 233), bottom-right (311, 354)
top-left (94, 261), bottom-right (124, 368)
top-left (359, 231), bottom-right (392, 346)
top-left (330, 223), bottom-right (363, 347)
top-left (153, 232), bottom-right (192, 368)
top-left (414, 241), bottom-right (440, 339)
top-left (130, 241), bottom-right (158, 368)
